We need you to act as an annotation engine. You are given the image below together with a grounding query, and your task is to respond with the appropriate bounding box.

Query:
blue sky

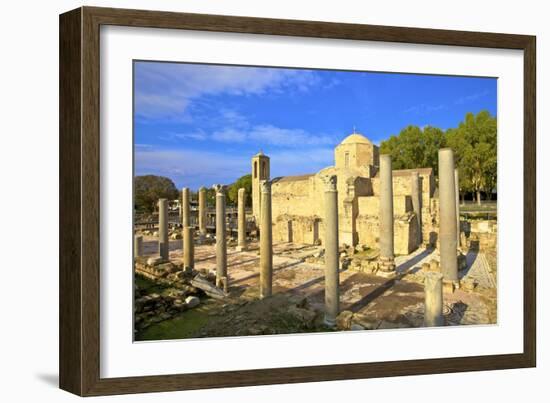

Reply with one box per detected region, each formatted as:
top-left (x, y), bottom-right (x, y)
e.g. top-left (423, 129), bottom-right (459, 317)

top-left (134, 61), bottom-right (497, 190)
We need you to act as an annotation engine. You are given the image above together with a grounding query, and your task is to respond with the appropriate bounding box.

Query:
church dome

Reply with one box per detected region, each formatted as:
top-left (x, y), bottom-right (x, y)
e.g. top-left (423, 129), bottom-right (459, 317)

top-left (340, 133), bottom-right (372, 145)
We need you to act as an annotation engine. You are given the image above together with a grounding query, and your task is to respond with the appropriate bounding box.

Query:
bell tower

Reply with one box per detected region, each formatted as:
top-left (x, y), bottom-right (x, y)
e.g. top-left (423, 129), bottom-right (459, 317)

top-left (251, 151), bottom-right (270, 221)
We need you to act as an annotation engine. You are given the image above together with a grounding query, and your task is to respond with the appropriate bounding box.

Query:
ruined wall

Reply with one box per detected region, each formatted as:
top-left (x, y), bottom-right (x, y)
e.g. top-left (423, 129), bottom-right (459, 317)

top-left (273, 214), bottom-right (322, 245)
top-left (355, 212), bottom-right (419, 255)
top-left (356, 195), bottom-right (419, 254)
top-left (465, 219), bottom-right (497, 251)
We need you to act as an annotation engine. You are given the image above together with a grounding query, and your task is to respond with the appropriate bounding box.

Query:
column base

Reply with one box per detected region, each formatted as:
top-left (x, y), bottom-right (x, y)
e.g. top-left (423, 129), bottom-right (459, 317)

top-left (323, 315), bottom-right (336, 328)
top-left (216, 276), bottom-right (229, 292)
top-left (377, 269), bottom-right (397, 279)
top-left (443, 279), bottom-right (460, 293)
top-left (377, 257), bottom-right (396, 278)
top-left (423, 315), bottom-right (445, 327)
top-left (235, 245), bottom-right (248, 252)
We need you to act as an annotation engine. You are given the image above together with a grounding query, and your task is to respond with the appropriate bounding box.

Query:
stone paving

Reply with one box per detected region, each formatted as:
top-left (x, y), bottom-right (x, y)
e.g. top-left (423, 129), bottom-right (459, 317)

top-left (139, 237), bottom-right (497, 330)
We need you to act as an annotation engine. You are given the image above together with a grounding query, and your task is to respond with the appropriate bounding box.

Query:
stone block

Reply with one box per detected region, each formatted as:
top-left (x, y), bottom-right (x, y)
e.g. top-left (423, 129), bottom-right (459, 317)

top-left (336, 310), bottom-right (354, 330)
top-left (147, 256), bottom-right (164, 266)
top-left (185, 296), bottom-right (200, 308)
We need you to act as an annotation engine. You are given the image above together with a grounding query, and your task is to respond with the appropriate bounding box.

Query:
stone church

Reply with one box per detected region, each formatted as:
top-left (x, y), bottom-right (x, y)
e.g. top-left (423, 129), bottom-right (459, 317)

top-left (251, 132), bottom-right (437, 255)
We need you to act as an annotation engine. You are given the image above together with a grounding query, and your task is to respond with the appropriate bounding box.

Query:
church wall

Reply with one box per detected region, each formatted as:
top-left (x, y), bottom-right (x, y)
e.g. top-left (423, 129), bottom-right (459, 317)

top-left (357, 195), bottom-right (412, 216)
top-left (335, 142), bottom-right (378, 170)
top-left (356, 144), bottom-right (377, 170)
top-left (257, 133), bottom-right (436, 254)
top-left (271, 177), bottom-right (318, 218)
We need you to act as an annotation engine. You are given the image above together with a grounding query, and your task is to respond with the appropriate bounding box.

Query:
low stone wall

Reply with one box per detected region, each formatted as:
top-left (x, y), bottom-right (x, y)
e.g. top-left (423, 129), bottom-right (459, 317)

top-left (273, 209), bottom-right (420, 255)
top-left (356, 211), bottom-right (419, 255)
top-left (462, 219), bottom-right (497, 251)
top-left (273, 214), bottom-right (321, 245)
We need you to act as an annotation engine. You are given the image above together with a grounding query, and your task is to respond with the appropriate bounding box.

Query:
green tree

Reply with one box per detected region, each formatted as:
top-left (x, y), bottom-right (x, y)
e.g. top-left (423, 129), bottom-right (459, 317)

top-left (446, 110), bottom-right (497, 204)
top-left (380, 125), bottom-right (446, 175)
top-left (134, 175), bottom-right (179, 213)
top-left (227, 174), bottom-right (252, 206)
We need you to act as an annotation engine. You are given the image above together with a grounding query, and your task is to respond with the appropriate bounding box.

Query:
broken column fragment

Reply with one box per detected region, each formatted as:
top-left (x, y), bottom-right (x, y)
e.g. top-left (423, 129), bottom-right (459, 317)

top-left (424, 272), bottom-right (444, 327)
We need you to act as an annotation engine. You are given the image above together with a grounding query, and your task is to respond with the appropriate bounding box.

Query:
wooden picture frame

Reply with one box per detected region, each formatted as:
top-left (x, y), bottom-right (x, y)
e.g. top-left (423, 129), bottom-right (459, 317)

top-left (59, 6), bottom-right (536, 396)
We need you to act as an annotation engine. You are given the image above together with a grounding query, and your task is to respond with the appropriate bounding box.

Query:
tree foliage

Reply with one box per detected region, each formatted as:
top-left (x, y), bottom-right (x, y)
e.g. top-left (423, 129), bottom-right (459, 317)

top-left (227, 174), bottom-right (252, 206)
top-left (380, 125), bottom-right (446, 176)
top-left (446, 111), bottom-right (497, 203)
top-left (134, 175), bottom-right (179, 213)
top-left (379, 111), bottom-right (497, 203)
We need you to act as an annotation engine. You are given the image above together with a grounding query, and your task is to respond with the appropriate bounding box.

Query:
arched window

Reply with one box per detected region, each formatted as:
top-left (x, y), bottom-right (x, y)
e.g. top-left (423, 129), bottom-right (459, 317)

top-left (254, 161), bottom-right (258, 178)
top-left (345, 152), bottom-right (350, 168)
top-left (261, 161), bottom-right (266, 178)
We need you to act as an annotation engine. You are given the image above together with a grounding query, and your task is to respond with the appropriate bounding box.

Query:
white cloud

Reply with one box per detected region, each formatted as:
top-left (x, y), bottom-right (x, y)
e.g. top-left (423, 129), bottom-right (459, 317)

top-left (176, 122), bottom-right (338, 148)
top-left (404, 103), bottom-right (446, 114)
top-left (249, 125), bottom-right (336, 147)
top-left (135, 62), bottom-right (321, 120)
top-left (170, 132), bottom-right (208, 141)
top-left (455, 89), bottom-right (490, 105)
top-left (212, 128), bottom-right (247, 143)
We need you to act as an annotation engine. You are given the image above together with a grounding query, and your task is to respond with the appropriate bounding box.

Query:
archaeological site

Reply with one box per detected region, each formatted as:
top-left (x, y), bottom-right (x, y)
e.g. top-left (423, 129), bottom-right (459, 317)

top-left (133, 132), bottom-right (497, 341)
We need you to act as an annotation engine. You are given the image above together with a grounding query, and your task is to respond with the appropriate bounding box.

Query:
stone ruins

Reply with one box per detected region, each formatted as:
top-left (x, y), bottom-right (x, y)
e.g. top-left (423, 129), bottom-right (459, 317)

top-left (133, 132), bottom-right (497, 340)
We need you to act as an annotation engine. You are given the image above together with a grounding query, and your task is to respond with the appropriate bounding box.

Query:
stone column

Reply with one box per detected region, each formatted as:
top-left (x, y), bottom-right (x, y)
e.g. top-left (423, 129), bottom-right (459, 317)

top-left (214, 185), bottom-right (227, 288)
top-left (438, 148), bottom-right (458, 283)
top-left (181, 187), bottom-right (194, 269)
top-left (378, 154), bottom-right (395, 276)
top-left (424, 272), bottom-right (444, 327)
top-left (236, 188), bottom-right (247, 251)
top-left (134, 235), bottom-right (143, 258)
top-left (411, 171), bottom-right (422, 246)
top-left (158, 198), bottom-right (169, 261)
top-left (183, 226), bottom-right (194, 270)
top-left (259, 181), bottom-right (273, 299)
top-left (181, 187), bottom-right (190, 228)
top-left (198, 187), bottom-right (207, 239)
top-left (454, 168), bottom-right (461, 247)
top-left (323, 175), bottom-right (340, 326)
